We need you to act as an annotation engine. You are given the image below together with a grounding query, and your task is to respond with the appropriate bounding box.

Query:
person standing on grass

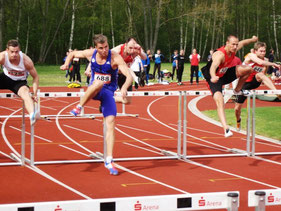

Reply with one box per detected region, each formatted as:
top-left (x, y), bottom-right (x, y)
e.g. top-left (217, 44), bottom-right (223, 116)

top-left (61, 34), bottom-right (133, 175)
top-left (234, 42), bottom-right (280, 131)
top-left (0, 39), bottom-right (40, 125)
top-left (177, 49), bottom-right (185, 85)
top-left (202, 35), bottom-right (258, 138)
top-left (189, 48), bottom-right (200, 85)
top-left (171, 50), bottom-right (178, 81)
top-left (152, 49), bottom-right (164, 81)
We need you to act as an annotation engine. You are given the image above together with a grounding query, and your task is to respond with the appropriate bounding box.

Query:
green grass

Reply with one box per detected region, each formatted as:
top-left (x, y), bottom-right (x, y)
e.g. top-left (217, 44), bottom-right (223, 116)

top-left (203, 107), bottom-right (281, 140)
top-left (30, 62), bottom-right (207, 87)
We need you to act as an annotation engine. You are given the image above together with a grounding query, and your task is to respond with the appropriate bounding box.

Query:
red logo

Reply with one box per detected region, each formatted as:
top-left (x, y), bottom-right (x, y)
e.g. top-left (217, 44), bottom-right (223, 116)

top-left (199, 197), bottom-right (206, 206)
top-left (134, 201), bottom-right (142, 211)
top-left (268, 193), bottom-right (275, 203)
top-left (54, 205), bottom-right (62, 211)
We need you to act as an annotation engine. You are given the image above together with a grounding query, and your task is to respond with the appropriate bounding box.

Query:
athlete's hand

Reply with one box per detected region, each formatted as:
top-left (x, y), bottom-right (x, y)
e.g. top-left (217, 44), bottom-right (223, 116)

top-left (84, 68), bottom-right (91, 77)
top-left (120, 87), bottom-right (127, 99)
top-left (252, 36), bottom-right (258, 42)
top-left (60, 64), bottom-right (69, 71)
top-left (210, 75), bottom-right (219, 83)
top-left (273, 63), bottom-right (280, 70)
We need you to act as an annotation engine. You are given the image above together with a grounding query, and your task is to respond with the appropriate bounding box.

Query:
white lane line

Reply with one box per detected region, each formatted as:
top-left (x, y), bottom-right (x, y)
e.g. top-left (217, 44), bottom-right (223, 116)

top-left (63, 124), bottom-right (103, 138)
top-left (59, 145), bottom-right (90, 157)
top-left (169, 123), bottom-right (223, 136)
top-left (0, 106), bottom-right (17, 112)
top-left (123, 142), bottom-right (163, 155)
top-left (117, 124), bottom-right (174, 139)
top-left (147, 97), bottom-right (229, 151)
top-left (251, 156), bottom-right (281, 165)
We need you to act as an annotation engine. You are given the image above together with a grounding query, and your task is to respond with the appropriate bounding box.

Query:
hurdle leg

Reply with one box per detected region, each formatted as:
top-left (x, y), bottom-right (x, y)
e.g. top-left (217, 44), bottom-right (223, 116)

top-left (103, 118), bottom-right (107, 161)
top-left (227, 192), bottom-right (239, 211)
top-left (21, 101), bottom-right (26, 166)
top-left (177, 92), bottom-right (182, 158)
top-left (122, 103), bottom-right (126, 115)
top-left (246, 95), bottom-right (251, 156)
top-left (254, 191), bottom-right (266, 211)
top-left (251, 91), bottom-right (256, 156)
top-left (183, 91), bottom-right (187, 160)
top-left (80, 88), bottom-right (85, 116)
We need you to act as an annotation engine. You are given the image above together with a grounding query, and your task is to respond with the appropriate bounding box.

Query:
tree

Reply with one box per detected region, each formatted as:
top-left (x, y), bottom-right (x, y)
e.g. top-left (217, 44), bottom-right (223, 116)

top-left (0, 0), bottom-right (3, 50)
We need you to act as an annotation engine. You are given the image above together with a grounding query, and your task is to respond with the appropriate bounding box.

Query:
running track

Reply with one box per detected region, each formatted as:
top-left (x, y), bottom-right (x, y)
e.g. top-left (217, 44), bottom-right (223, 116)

top-left (0, 82), bottom-right (280, 210)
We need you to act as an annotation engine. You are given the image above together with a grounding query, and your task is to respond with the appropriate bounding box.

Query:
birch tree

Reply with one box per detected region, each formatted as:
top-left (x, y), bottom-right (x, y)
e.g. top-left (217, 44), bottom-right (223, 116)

top-left (272, 0), bottom-right (279, 59)
top-left (0, 0), bottom-right (3, 50)
top-left (68, 0), bottom-right (76, 50)
top-left (16, 0), bottom-right (22, 40)
top-left (109, 0), bottom-right (115, 47)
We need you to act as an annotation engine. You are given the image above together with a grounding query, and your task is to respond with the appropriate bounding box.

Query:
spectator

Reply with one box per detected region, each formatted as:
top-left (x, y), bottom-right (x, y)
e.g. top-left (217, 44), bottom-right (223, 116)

top-left (268, 49), bottom-right (274, 74)
top-left (189, 48), bottom-right (200, 85)
top-left (207, 49), bottom-right (214, 62)
top-left (131, 55), bottom-right (144, 90)
top-left (72, 49), bottom-right (81, 84)
top-left (142, 49), bottom-right (152, 84)
top-left (171, 50), bottom-right (178, 81)
top-left (152, 49), bottom-right (164, 82)
top-left (177, 49), bottom-right (185, 85)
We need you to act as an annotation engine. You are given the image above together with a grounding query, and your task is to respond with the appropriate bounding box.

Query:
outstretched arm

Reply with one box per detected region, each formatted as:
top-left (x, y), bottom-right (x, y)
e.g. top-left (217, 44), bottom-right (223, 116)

top-left (24, 54), bottom-right (39, 97)
top-left (60, 49), bottom-right (94, 70)
top-left (209, 51), bottom-right (224, 83)
top-left (237, 36), bottom-right (258, 51)
top-left (248, 53), bottom-right (281, 69)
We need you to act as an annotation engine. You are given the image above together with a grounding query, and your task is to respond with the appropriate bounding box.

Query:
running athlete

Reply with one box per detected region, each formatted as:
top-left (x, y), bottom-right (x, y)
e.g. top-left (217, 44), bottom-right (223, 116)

top-left (202, 35), bottom-right (258, 137)
top-left (0, 39), bottom-right (40, 125)
top-left (112, 37), bottom-right (147, 104)
top-left (60, 34), bottom-right (133, 175)
top-left (234, 42), bottom-right (280, 131)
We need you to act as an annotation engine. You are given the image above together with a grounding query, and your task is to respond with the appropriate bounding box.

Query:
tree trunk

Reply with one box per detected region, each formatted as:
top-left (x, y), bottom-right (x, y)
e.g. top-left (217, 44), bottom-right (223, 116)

top-left (179, 0), bottom-right (183, 50)
top-left (191, 0), bottom-right (197, 51)
top-left (126, 0), bottom-right (133, 36)
top-left (143, 0), bottom-right (148, 50)
top-left (146, 0), bottom-right (153, 51)
top-left (202, 15), bottom-right (212, 60)
top-left (272, 0), bottom-right (279, 59)
top-left (183, 17), bottom-right (188, 52)
top-left (109, 0), bottom-right (115, 47)
top-left (0, 0), bottom-right (3, 51)
top-left (16, 0), bottom-right (22, 40)
top-left (68, 0), bottom-right (75, 50)
top-left (211, 0), bottom-right (217, 50)
top-left (25, 14), bottom-right (30, 54)
top-left (39, 0), bottom-right (70, 63)
top-left (256, 0), bottom-right (259, 37)
top-left (151, 0), bottom-right (162, 54)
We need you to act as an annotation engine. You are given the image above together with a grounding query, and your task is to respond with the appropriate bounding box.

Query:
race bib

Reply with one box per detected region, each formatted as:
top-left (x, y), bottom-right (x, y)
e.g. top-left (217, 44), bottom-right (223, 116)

top-left (253, 66), bottom-right (263, 73)
top-left (8, 70), bottom-right (25, 77)
top-left (94, 72), bottom-right (111, 84)
top-left (219, 67), bottom-right (228, 74)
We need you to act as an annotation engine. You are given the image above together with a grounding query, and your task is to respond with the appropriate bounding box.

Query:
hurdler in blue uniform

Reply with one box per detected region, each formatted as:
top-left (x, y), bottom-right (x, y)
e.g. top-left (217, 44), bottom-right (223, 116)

top-left (61, 34), bottom-right (133, 175)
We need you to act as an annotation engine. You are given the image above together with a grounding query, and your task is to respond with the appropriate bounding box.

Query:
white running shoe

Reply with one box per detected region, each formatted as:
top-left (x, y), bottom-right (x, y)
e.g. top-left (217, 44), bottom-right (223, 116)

top-left (224, 129), bottom-right (233, 138)
top-left (30, 109), bottom-right (40, 126)
top-left (233, 89), bottom-right (251, 96)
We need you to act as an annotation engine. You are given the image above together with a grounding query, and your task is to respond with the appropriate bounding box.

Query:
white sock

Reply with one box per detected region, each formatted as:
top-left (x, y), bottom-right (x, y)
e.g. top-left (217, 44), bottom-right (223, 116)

top-left (106, 156), bottom-right (113, 164)
top-left (77, 104), bottom-right (82, 108)
top-left (29, 112), bottom-right (35, 119)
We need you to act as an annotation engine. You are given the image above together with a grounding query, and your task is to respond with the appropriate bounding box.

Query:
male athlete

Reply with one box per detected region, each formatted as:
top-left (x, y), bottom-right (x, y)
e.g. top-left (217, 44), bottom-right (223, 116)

top-left (0, 40), bottom-right (40, 125)
top-left (60, 34), bottom-right (133, 175)
top-left (112, 37), bottom-right (147, 104)
top-left (234, 42), bottom-right (280, 131)
top-left (202, 35), bottom-right (258, 137)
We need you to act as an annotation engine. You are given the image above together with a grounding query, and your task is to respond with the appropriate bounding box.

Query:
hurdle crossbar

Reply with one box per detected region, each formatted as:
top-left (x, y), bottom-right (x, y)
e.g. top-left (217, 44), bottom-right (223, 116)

top-left (248, 189), bottom-right (281, 210)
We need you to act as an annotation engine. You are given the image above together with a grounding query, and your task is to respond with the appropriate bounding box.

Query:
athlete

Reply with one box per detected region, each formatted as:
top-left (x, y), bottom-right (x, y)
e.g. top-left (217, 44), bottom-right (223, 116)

top-left (202, 35), bottom-right (258, 137)
top-left (60, 34), bottom-right (133, 175)
top-left (0, 39), bottom-right (40, 125)
top-left (234, 42), bottom-right (280, 131)
top-left (112, 37), bottom-right (147, 104)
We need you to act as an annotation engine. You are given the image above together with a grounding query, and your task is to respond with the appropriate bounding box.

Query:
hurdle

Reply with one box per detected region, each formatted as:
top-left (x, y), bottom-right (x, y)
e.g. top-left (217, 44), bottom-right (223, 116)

top-left (248, 189), bottom-right (281, 210)
top-left (0, 191), bottom-right (240, 211)
top-left (0, 90), bottom-right (280, 167)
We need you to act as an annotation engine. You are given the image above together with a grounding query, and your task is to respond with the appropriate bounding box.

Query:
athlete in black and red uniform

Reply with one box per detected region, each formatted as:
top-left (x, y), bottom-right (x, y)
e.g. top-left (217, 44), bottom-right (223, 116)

top-left (202, 35), bottom-right (258, 137)
top-left (234, 42), bottom-right (280, 131)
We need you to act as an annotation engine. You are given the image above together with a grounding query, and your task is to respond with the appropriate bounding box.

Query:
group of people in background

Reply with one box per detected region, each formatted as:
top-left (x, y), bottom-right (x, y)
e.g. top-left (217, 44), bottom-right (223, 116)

top-left (63, 49), bottom-right (82, 84)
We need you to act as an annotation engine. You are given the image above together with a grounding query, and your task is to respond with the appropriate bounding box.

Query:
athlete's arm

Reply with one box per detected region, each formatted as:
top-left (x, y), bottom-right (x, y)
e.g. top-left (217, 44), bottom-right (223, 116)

top-left (237, 36), bottom-right (258, 51)
top-left (111, 45), bottom-right (122, 54)
top-left (24, 54), bottom-right (39, 98)
top-left (134, 44), bottom-right (147, 60)
top-left (60, 49), bottom-right (94, 70)
top-left (113, 53), bottom-right (133, 98)
top-left (0, 52), bottom-right (5, 65)
top-left (209, 51), bottom-right (224, 83)
top-left (248, 53), bottom-right (280, 69)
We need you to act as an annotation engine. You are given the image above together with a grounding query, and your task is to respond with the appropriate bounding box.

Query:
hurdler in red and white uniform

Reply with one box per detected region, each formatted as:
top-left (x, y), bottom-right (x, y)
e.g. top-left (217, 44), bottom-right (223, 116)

top-left (234, 41), bottom-right (280, 131)
top-left (3, 51), bottom-right (28, 80)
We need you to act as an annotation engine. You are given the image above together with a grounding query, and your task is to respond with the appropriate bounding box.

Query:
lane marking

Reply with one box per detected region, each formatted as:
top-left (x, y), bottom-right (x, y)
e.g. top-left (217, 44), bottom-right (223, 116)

top-left (123, 142), bottom-right (163, 155)
top-left (121, 182), bottom-right (156, 187)
top-left (63, 124), bottom-right (103, 138)
top-left (209, 178), bottom-right (243, 182)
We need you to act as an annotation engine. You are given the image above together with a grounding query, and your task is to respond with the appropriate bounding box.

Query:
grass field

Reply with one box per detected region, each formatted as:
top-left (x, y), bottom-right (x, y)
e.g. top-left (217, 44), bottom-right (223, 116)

top-left (203, 107), bottom-right (281, 141)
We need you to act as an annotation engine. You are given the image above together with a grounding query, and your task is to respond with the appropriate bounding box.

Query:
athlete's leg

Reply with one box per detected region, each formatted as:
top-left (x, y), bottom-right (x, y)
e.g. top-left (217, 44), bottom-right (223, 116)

top-left (80, 80), bottom-right (104, 106)
top-left (17, 85), bottom-right (34, 115)
top-left (234, 65), bottom-right (252, 92)
top-left (256, 72), bottom-right (276, 90)
top-left (104, 115), bottom-right (115, 158)
top-left (213, 91), bottom-right (228, 131)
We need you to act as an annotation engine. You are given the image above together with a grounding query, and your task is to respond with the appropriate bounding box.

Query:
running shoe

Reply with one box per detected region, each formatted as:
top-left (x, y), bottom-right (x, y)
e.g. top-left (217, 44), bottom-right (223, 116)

top-left (105, 161), bottom-right (119, 175)
top-left (224, 128), bottom-right (233, 138)
top-left (233, 89), bottom-right (251, 96)
top-left (30, 109), bottom-right (40, 126)
top-left (70, 105), bottom-right (82, 116)
top-left (236, 118), bottom-right (241, 131)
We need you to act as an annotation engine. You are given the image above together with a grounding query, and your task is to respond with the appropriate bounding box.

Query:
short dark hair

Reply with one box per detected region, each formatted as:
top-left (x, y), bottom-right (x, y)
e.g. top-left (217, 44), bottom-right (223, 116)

top-left (254, 42), bottom-right (266, 50)
top-left (227, 35), bottom-right (238, 42)
top-left (126, 37), bottom-right (136, 43)
top-left (7, 39), bottom-right (20, 48)
top-left (93, 34), bottom-right (108, 46)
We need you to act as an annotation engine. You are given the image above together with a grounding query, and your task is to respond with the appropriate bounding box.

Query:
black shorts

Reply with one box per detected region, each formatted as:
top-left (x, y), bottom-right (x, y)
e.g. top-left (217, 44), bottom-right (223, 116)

top-left (235, 76), bottom-right (261, 104)
top-left (118, 73), bottom-right (132, 91)
top-left (0, 72), bottom-right (29, 94)
top-left (205, 66), bottom-right (237, 95)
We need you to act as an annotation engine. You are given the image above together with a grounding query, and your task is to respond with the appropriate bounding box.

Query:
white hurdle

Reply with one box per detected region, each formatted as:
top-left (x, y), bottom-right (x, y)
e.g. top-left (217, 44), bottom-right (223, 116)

top-left (248, 189), bottom-right (281, 210)
top-left (0, 191), bottom-right (239, 211)
top-left (0, 90), bottom-right (280, 166)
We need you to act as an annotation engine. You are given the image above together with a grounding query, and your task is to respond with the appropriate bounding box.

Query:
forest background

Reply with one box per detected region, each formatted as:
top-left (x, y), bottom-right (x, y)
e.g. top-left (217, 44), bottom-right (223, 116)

top-left (0, 0), bottom-right (280, 64)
